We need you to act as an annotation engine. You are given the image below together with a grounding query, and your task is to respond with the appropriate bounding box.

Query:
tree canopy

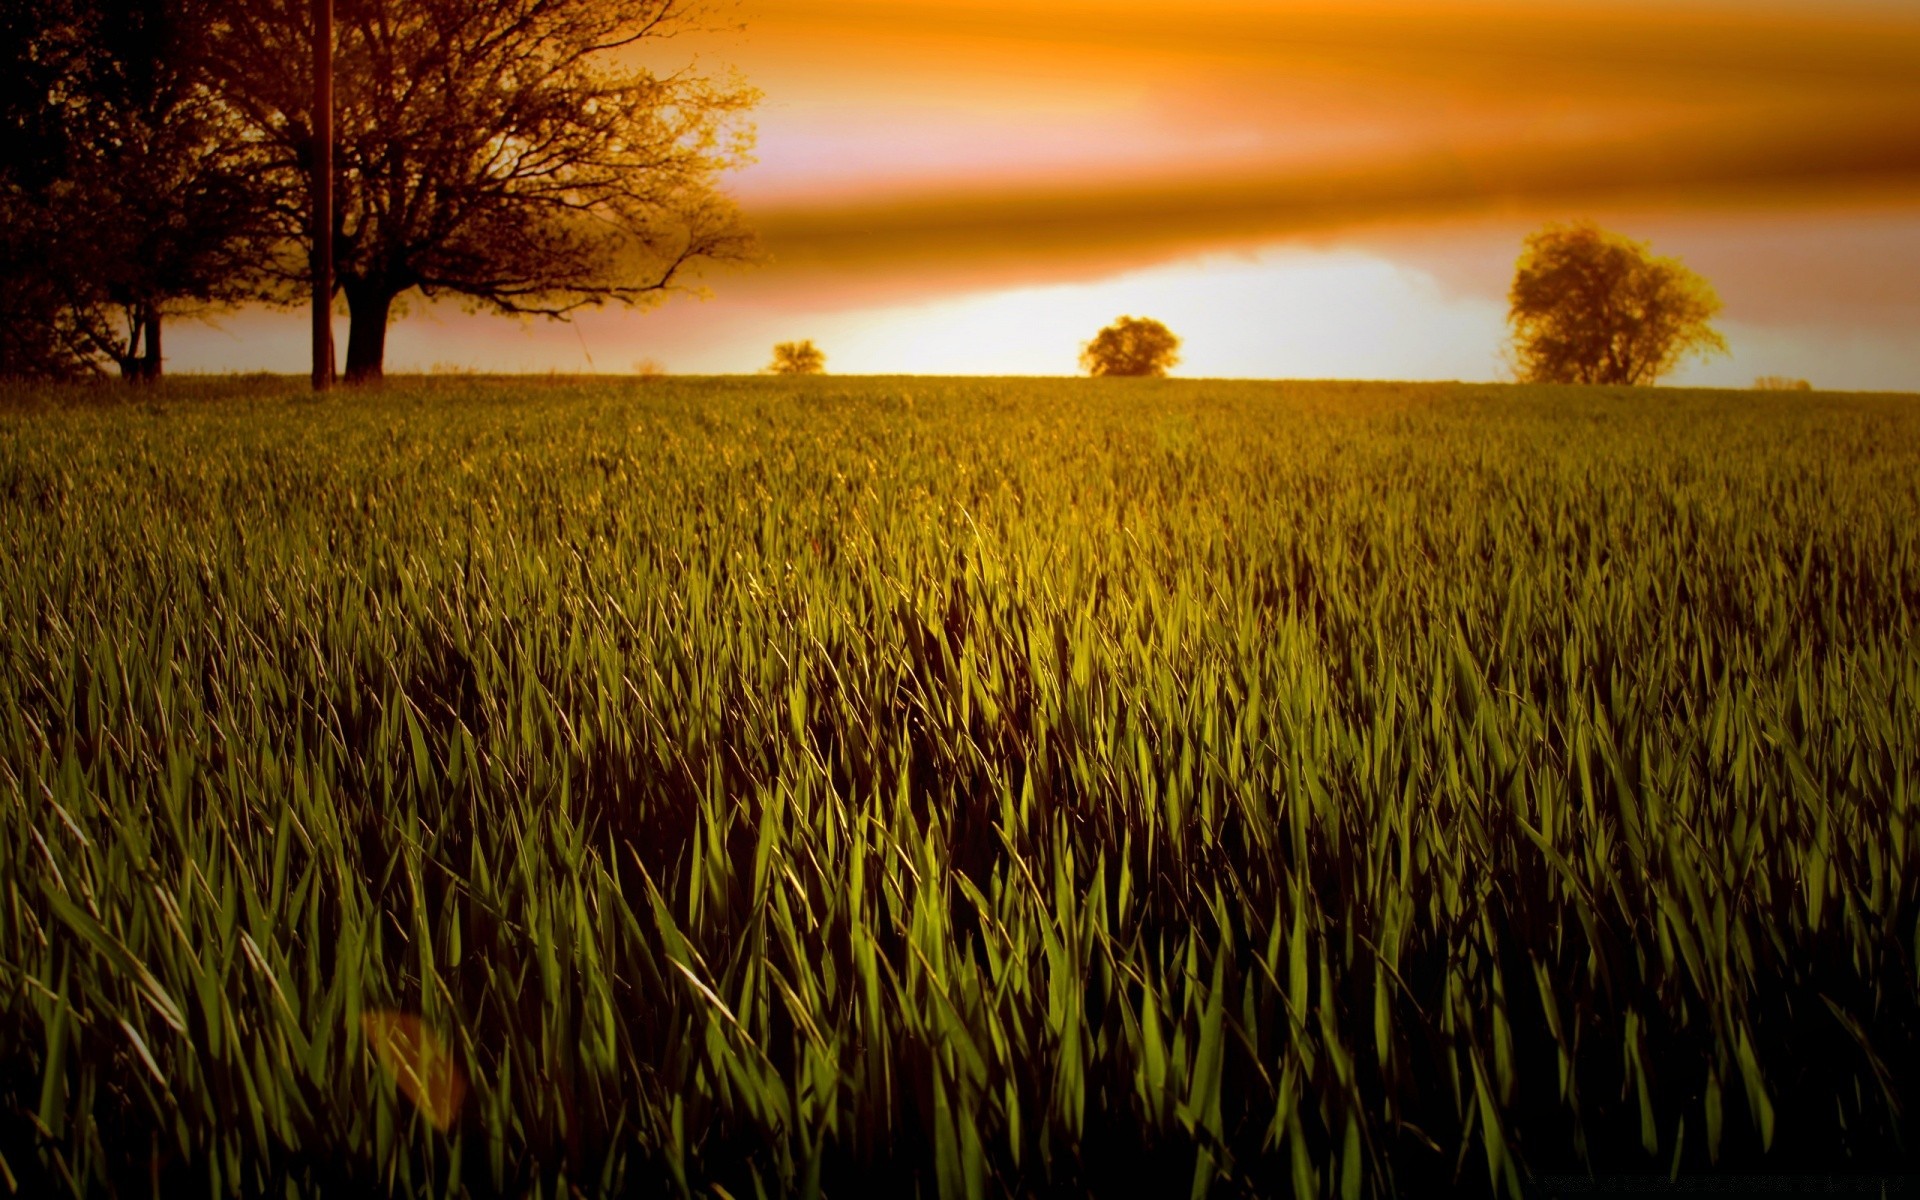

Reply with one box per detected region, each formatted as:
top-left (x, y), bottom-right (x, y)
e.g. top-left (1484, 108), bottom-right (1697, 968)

top-left (0, 0), bottom-right (272, 379)
top-left (0, 0), bottom-right (757, 383)
top-left (206, 0), bottom-right (758, 382)
top-left (1507, 222), bottom-right (1726, 387)
top-left (1080, 316), bottom-right (1180, 378)
top-left (768, 340), bottom-right (825, 375)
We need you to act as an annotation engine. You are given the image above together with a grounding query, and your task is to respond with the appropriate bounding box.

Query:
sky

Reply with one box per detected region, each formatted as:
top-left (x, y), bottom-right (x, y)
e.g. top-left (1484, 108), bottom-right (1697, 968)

top-left (171, 0), bottom-right (1920, 387)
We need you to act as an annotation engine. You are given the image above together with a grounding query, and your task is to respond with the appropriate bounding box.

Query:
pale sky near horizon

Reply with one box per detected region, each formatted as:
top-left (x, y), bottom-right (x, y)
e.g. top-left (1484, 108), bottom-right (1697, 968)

top-left (170, 0), bottom-right (1920, 388)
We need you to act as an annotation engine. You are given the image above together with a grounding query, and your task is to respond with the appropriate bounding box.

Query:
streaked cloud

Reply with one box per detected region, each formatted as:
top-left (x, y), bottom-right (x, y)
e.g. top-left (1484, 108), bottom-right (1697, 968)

top-left (730, 0), bottom-right (1920, 285)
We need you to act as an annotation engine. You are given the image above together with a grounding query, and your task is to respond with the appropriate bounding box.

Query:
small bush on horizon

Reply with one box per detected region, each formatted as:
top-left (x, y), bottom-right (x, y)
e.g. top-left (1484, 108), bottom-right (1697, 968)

top-left (768, 340), bottom-right (826, 375)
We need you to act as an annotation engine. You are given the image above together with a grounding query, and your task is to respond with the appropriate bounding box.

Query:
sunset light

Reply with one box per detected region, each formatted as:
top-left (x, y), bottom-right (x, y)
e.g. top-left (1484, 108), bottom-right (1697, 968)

top-left (6, 0), bottom-right (1920, 1195)
top-left (173, 0), bottom-right (1920, 385)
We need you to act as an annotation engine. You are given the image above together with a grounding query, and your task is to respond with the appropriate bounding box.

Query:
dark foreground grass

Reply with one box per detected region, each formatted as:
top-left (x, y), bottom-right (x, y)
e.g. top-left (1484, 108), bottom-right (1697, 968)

top-left (0, 376), bottom-right (1916, 1197)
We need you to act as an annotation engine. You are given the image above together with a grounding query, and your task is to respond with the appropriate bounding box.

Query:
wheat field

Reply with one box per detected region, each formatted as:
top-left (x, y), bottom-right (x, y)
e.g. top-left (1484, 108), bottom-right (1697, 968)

top-left (1, 376), bottom-right (1915, 1196)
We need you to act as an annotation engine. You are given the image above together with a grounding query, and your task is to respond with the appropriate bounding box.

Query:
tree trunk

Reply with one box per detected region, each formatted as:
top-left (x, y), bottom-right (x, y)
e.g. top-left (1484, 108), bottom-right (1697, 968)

top-left (139, 309), bottom-right (162, 381)
top-left (344, 283), bottom-right (393, 384)
top-left (115, 304), bottom-right (162, 382)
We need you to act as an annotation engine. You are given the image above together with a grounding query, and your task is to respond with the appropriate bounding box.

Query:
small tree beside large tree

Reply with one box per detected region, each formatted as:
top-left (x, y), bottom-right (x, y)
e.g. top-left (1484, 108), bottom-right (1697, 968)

top-left (1507, 222), bottom-right (1726, 387)
top-left (210, 0), bottom-right (758, 382)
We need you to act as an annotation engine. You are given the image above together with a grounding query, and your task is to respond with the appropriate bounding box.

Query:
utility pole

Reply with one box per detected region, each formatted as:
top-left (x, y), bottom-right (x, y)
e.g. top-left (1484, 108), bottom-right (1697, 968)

top-left (311, 0), bottom-right (333, 390)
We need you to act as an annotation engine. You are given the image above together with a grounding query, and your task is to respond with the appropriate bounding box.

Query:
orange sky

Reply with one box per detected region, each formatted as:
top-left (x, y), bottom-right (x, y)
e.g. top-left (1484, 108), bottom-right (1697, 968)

top-left (175, 0), bottom-right (1920, 386)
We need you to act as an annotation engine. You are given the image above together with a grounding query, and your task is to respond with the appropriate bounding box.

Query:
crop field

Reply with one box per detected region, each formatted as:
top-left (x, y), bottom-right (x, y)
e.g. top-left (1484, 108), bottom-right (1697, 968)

top-left (0, 376), bottom-right (1916, 1197)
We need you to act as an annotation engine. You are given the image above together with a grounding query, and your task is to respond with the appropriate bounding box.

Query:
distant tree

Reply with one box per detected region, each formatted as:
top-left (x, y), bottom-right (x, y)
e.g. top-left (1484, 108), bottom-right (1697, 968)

top-left (207, 0), bottom-right (758, 383)
top-left (768, 340), bottom-right (825, 375)
top-left (0, 0), bottom-right (273, 380)
top-left (1753, 376), bottom-right (1812, 392)
top-left (1507, 222), bottom-right (1726, 386)
top-left (1081, 315), bottom-right (1180, 378)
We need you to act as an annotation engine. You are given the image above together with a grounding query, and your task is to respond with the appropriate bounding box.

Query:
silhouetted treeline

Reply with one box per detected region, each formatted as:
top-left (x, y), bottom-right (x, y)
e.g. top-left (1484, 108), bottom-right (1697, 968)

top-left (1, 0), bottom-right (755, 383)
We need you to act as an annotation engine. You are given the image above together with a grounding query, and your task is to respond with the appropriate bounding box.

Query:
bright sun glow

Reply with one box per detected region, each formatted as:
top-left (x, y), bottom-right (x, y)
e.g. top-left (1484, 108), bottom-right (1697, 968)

top-left (169, 214), bottom-right (1920, 392)
top-left (788, 249), bottom-right (1509, 379)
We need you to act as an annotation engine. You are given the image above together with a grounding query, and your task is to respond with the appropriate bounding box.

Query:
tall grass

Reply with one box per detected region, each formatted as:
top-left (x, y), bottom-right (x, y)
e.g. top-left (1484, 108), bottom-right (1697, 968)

top-left (1, 377), bottom-right (1915, 1196)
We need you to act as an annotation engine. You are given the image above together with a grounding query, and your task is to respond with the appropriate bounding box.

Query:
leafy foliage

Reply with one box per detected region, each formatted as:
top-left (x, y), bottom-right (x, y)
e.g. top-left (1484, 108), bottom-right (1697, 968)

top-left (0, 0), bottom-right (272, 379)
top-left (768, 339), bottom-right (826, 375)
top-left (1081, 315), bottom-right (1181, 377)
top-left (1508, 223), bottom-right (1727, 386)
top-left (1, 378), bottom-right (1916, 1196)
top-left (206, 0), bottom-right (758, 380)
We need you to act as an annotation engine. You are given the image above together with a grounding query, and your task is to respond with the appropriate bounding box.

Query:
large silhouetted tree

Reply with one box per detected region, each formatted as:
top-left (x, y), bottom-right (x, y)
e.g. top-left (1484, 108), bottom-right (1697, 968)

top-left (0, 1), bottom-right (83, 376)
top-left (0, 0), bottom-right (273, 379)
top-left (209, 0), bottom-right (757, 383)
top-left (1508, 222), bottom-right (1726, 387)
top-left (1081, 315), bottom-right (1180, 378)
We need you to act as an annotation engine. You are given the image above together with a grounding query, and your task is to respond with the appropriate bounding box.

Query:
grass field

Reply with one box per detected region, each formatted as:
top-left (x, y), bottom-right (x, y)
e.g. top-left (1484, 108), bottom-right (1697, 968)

top-left (1, 376), bottom-right (1916, 1197)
